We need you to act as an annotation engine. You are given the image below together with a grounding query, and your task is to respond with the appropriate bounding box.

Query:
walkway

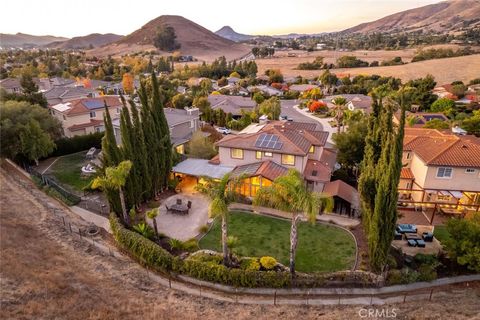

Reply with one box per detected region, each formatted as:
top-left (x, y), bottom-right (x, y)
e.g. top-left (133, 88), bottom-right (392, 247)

top-left (71, 205), bottom-right (111, 233)
top-left (152, 193), bottom-right (210, 241)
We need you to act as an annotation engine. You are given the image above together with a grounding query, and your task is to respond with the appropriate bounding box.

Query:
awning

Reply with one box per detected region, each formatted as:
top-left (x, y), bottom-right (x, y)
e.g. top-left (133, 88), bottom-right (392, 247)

top-left (172, 158), bottom-right (234, 179)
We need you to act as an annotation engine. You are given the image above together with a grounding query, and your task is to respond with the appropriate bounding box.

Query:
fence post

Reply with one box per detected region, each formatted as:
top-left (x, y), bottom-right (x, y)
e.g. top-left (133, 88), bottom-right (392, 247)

top-left (69, 222), bottom-right (72, 233)
top-left (429, 289), bottom-right (433, 301)
top-left (274, 290), bottom-right (277, 305)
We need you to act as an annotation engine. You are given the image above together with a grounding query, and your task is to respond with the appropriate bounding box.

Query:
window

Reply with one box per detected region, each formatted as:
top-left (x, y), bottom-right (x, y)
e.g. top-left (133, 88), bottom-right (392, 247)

top-left (406, 152), bottom-right (411, 160)
top-left (175, 144), bottom-right (185, 154)
top-left (264, 152), bottom-right (273, 157)
top-left (309, 145), bottom-right (315, 154)
top-left (465, 168), bottom-right (476, 174)
top-left (231, 148), bottom-right (243, 159)
top-left (281, 154), bottom-right (295, 166)
top-left (90, 111), bottom-right (96, 118)
top-left (436, 167), bottom-right (452, 178)
top-left (255, 151), bottom-right (262, 159)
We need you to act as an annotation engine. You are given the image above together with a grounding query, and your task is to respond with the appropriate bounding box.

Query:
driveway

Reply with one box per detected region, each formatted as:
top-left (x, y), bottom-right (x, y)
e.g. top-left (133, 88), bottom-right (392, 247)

top-left (280, 100), bottom-right (321, 129)
top-left (151, 193), bottom-right (210, 241)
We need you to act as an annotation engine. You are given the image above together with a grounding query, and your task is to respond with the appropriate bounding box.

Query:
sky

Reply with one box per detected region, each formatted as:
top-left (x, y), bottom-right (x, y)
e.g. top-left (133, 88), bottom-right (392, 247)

top-left (0, 0), bottom-right (441, 38)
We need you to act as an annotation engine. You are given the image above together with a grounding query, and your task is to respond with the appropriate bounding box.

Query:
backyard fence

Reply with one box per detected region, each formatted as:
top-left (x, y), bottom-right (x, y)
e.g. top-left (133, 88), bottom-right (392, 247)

top-left (27, 166), bottom-right (82, 205)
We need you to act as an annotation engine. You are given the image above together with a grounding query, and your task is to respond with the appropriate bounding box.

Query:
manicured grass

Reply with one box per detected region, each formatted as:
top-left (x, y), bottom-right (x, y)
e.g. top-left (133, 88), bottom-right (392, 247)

top-left (433, 225), bottom-right (451, 244)
top-left (48, 151), bottom-right (95, 192)
top-left (199, 211), bottom-right (356, 273)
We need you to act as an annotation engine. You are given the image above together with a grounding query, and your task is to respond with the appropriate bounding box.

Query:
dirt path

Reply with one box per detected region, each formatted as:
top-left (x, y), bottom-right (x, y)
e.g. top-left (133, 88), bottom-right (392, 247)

top-left (1, 168), bottom-right (479, 320)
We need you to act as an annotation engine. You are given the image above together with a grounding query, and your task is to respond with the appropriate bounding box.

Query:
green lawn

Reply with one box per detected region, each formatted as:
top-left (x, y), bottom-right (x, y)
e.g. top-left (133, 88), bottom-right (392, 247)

top-left (48, 151), bottom-right (95, 192)
top-left (433, 225), bottom-right (451, 244)
top-left (199, 211), bottom-right (356, 273)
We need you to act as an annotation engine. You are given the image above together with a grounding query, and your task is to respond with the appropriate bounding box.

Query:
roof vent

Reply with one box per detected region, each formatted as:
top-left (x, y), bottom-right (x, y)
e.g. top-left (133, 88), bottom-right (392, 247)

top-left (462, 144), bottom-right (468, 148)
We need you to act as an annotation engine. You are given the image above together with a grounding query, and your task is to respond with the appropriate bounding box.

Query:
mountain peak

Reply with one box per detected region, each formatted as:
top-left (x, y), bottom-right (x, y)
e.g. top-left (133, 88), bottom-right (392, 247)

top-left (215, 26), bottom-right (253, 42)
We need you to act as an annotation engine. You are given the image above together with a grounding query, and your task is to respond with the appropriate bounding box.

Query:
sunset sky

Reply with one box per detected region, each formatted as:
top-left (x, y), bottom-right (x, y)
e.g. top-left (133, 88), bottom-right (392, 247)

top-left (1, 0), bottom-right (440, 37)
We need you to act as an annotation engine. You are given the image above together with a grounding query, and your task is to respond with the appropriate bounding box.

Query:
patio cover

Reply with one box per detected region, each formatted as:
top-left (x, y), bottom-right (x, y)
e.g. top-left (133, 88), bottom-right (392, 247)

top-left (439, 190), bottom-right (463, 198)
top-left (172, 158), bottom-right (234, 179)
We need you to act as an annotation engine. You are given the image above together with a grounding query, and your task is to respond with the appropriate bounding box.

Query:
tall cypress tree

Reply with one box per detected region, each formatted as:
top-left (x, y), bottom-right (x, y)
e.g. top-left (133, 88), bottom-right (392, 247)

top-left (130, 100), bottom-right (151, 201)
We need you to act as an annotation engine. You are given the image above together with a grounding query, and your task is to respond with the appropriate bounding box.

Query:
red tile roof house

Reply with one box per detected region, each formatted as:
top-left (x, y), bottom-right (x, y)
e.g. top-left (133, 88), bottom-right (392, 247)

top-left (49, 96), bottom-right (124, 137)
top-left (398, 128), bottom-right (480, 225)
top-left (172, 120), bottom-right (359, 215)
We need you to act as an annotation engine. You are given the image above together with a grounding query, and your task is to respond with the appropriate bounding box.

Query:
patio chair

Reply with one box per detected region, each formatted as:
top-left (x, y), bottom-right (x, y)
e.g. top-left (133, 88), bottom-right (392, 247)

top-left (416, 239), bottom-right (426, 248)
top-left (176, 198), bottom-right (182, 205)
top-left (187, 200), bottom-right (192, 209)
top-left (407, 239), bottom-right (417, 247)
top-left (394, 230), bottom-right (402, 240)
top-left (422, 232), bottom-right (434, 242)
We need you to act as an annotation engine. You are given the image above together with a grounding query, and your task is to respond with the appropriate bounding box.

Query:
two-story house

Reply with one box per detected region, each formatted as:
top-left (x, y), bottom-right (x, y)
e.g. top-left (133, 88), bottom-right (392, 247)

top-left (112, 107), bottom-right (201, 154)
top-left (398, 128), bottom-right (480, 223)
top-left (49, 96), bottom-right (123, 137)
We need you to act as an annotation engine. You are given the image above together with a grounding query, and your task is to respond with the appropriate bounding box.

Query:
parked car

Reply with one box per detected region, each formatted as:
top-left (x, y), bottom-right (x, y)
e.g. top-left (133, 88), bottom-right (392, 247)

top-left (216, 127), bottom-right (231, 134)
top-left (280, 115), bottom-right (293, 121)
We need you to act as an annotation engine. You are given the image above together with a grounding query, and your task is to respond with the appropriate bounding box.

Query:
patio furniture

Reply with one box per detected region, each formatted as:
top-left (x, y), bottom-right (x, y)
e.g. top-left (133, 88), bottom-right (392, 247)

top-left (396, 224), bottom-right (417, 234)
top-left (394, 230), bottom-right (402, 240)
top-left (405, 233), bottom-right (421, 241)
top-left (407, 239), bottom-right (417, 247)
top-left (170, 203), bottom-right (189, 215)
top-left (422, 232), bottom-right (434, 242)
top-left (86, 147), bottom-right (96, 159)
top-left (187, 200), bottom-right (192, 209)
top-left (165, 205), bottom-right (170, 213)
top-left (176, 198), bottom-right (182, 205)
top-left (416, 239), bottom-right (426, 248)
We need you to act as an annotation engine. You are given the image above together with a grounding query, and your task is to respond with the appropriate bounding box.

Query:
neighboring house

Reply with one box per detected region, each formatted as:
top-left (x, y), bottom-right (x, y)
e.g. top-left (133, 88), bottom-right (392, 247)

top-left (207, 94), bottom-right (256, 117)
top-left (44, 87), bottom-right (98, 106)
top-left (247, 85), bottom-right (283, 97)
top-left (227, 76), bottom-right (240, 85)
top-left (394, 112), bottom-right (449, 128)
top-left (289, 84), bottom-right (319, 94)
top-left (49, 96), bottom-right (123, 137)
top-left (219, 83), bottom-right (249, 96)
top-left (323, 94), bottom-right (373, 113)
top-left (432, 85), bottom-right (457, 100)
top-left (112, 107), bottom-right (201, 154)
top-left (0, 77), bottom-right (45, 93)
top-left (398, 128), bottom-right (480, 223)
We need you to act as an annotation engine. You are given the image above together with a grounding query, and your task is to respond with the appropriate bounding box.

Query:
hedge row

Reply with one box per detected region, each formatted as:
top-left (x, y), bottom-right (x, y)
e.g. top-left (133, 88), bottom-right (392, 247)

top-left (50, 132), bottom-right (104, 157)
top-left (110, 214), bottom-right (291, 288)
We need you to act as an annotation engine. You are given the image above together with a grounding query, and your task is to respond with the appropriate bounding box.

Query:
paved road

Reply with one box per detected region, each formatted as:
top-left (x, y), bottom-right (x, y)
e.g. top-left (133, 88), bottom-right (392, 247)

top-left (280, 100), bottom-right (322, 130)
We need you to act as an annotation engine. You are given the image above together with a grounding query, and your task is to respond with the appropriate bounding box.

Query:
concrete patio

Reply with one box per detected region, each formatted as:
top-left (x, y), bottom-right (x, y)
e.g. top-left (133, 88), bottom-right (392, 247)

top-left (151, 193), bottom-right (210, 241)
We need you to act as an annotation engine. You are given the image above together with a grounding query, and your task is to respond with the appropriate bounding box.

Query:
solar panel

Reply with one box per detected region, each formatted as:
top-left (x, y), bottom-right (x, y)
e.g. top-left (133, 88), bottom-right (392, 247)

top-left (255, 134), bottom-right (283, 150)
top-left (254, 134), bottom-right (267, 147)
top-left (83, 100), bottom-right (104, 110)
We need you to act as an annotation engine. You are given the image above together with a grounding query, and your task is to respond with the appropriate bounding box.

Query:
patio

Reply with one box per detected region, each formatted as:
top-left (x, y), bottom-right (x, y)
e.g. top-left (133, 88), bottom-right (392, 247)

top-left (150, 193), bottom-right (210, 241)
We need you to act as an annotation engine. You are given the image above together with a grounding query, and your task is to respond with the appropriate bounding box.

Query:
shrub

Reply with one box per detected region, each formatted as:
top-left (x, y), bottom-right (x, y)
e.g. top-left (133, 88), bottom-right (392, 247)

top-left (169, 238), bottom-right (184, 250)
top-left (308, 100), bottom-right (328, 113)
top-left (260, 256), bottom-right (277, 270)
top-left (246, 259), bottom-right (261, 271)
top-left (50, 132), bottom-right (103, 157)
top-left (417, 264), bottom-right (437, 282)
top-left (132, 222), bottom-right (155, 240)
top-left (198, 224), bottom-right (210, 234)
top-left (386, 269), bottom-right (403, 285)
top-left (188, 252), bottom-right (223, 264)
top-left (183, 238), bottom-right (200, 252)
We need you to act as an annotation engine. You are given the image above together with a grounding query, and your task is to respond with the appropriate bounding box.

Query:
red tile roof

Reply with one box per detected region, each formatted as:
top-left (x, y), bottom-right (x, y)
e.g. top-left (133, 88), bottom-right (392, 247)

top-left (304, 159), bottom-right (332, 182)
top-left (65, 96), bottom-right (122, 116)
top-left (404, 128), bottom-right (480, 167)
top-left (231, 160), bottom-right (288, 181)
top-left (400, 168), bottom-right (415, 180)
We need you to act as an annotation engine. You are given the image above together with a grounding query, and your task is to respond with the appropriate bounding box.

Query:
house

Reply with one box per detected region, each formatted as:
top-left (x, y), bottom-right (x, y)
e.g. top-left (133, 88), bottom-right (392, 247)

top-left (323, 94), bottom-right (373, 113)
top-left (218, 83), bottom-right (249, 96)
top-left (0, 77), bottom-right (46, 93)
top-left (247, 85), bottom-right (283, 97)
top-left (289, 84), bottom-right (319, 94)
top-left (112, 107), bottom-right (201, 154)
top-left (207, 94), bottom-right (256, 117)
top-left (172, 120), bottom-right (359, 214)
top-left (394, 112), bottom-right (449, 128)
top-left (398, 128), bottom-right (480, 224)
top-left (44, 87), bottom-right (98, 106)
top-left (49, 96), bottom-right (123, 137)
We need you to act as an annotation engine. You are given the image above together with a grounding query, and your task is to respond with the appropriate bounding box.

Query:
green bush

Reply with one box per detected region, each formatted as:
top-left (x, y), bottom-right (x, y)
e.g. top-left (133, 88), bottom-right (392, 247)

top-left (198, 224), bottom-right (210, 234)
top-left (132, 222), bottom-right (155, 240)
top-left (183, 239), bottom-right (200, 252)
top-left (417, 264), bottom-right (437, 282)
top-left (169, 238), bottom-right (184, 250)
top-left (260, 256), bottom-right (277, 270)
top-left (246, 259), bottom-right (261, 271)
top-left (386, 269), bottom-right (403, 285)
top-left (188, 252), bottom-right (223, 264)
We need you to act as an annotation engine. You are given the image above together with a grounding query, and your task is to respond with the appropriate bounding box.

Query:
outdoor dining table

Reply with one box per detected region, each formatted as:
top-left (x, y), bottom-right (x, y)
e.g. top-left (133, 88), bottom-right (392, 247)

top-left (170, 203), bottom-right (189, 214)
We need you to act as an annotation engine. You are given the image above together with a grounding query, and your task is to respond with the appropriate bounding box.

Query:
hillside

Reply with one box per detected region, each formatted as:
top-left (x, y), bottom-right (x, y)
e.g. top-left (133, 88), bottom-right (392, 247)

top-left (91, 15), bottom-right (250, 61)
top-left (343, 0), bottom-right (480, 34)
top-left (0, 33), bottom-right (68, 48)
top-left (45, 33), bottom-right (123, 49)
top-left (215, 26), bottom-right (254, 42)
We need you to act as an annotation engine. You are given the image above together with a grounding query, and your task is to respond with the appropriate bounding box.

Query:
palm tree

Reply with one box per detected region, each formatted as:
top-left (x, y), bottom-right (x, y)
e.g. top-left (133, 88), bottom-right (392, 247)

top-left (92, 160), bottom-right (133, 226)
top-left (196, 173), bottom-right (243, 266)
top-left (253, 169), bottom-right (333, 276)
top-left (332, 96), bottom-right (347, 134)
top-left (146, 209), bottom-right (159, 236)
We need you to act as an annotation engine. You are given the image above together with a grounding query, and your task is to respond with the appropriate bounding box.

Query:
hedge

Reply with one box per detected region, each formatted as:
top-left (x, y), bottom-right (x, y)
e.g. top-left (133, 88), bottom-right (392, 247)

top-left (109, 214), bottom-right (290, 288)
top-left (50, 132), bottom-right (104, 157)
